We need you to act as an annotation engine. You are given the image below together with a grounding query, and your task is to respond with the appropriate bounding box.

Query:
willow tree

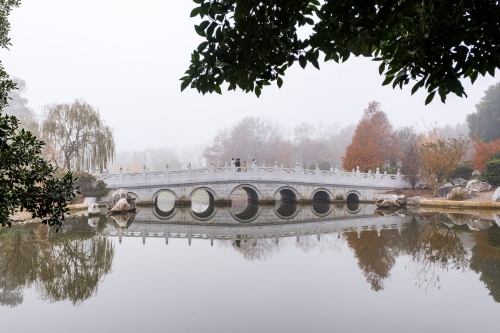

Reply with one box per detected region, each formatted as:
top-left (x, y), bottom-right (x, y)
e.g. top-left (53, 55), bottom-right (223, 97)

top-left (41, 100), bottom-right (116, 173)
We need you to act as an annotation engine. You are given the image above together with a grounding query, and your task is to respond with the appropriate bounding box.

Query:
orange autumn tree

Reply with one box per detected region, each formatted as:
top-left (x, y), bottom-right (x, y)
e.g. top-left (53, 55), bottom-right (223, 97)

top-left (471, 137), bottom-right (500, 172)
top-left (343, 102), bottom-right (396, 171)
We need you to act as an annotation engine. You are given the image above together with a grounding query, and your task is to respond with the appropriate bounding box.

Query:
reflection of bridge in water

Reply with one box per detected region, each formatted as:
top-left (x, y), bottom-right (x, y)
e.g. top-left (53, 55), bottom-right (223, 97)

top-left (99, 203), bottom-right (411, 245)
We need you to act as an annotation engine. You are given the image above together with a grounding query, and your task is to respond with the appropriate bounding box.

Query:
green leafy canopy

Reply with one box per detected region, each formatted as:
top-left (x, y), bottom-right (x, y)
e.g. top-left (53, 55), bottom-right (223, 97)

top-left (182, 0), bottom-right (500, 103)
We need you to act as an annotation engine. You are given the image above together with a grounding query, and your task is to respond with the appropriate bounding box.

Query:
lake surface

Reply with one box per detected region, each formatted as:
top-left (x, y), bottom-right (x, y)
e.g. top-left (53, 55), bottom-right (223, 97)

top-left (1, 202), bottom-right (500, 333)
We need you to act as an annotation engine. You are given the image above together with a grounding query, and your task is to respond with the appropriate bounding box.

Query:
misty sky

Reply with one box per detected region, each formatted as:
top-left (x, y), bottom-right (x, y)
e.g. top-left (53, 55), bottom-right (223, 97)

top-left (1, 0), bottom-right (497, 152)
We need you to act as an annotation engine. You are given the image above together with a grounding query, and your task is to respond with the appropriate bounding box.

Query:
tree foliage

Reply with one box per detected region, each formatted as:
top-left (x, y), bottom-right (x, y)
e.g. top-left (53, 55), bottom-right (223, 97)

top-left (183, 0), bottom-right (500, 102)
top-left (40, 100), bottom-right (116, 172)
top-left (418, 134), bottom-right (470, 195)
top-left (401, 135), bottom-right (421, 190)
top-left (0, 0), bottom-right (76, 228)
top-left (471, 138), bottom-right (500, 172)
top-left (342, 102), bottom-right (396, 171)
top-left (0, 219), bottom-right (114, 306)
top-left (2, 77), bottom-right (34, 118)
top-left (484, 159), bottom-right (500, 186)
top-left (202, 116), bottom-right (353, 168)
top-left (467, 83), bottom-right (500, 143)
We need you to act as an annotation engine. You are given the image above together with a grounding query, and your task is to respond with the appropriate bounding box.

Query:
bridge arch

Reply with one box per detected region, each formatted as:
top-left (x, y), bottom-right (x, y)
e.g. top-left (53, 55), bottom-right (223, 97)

top-left (345, 190), bottom-right (361, 203)
top-left (189, 187), bottom-right (216, 203)
top-left (127, 191), bottom-right (140, 203)
top-left (311, 188), bottom-right (332, 202)
top-left (274, 186), bottom-right (299, 203)
top-left (230, 184), bottom-right (260, 203)
top-left (152, 189), bottom-right (178, 202)
top-left (152, 190), bottom-right (177, 220)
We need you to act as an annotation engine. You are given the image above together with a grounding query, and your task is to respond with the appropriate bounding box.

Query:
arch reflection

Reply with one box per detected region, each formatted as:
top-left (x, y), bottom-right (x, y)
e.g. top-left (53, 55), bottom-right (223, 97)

top-left (274, 200), bottom-right (298, 219)
top-left (312, 202), bottom-right (332, 217)
top-left (346, 201), bottom-right (361, 214)
top-left (230, 202), bottom-right (261, 223)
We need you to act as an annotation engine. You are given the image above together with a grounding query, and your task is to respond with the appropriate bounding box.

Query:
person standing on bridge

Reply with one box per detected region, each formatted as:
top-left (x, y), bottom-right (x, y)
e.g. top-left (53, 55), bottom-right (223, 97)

top-left (252, 159), bottom-right (256, 167)
top-left (242, 160), bottom-right (247, 172)
top-left (235, 158), bottom-right (241, 172)
top-left (231, 158), bottom-right (235, 167)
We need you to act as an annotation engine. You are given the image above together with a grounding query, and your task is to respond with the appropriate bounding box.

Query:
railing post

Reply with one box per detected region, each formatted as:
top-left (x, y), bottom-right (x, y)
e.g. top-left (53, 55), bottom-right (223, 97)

top-left (335, 165), bottom-right (340, 183)
top-left (295, 163), bottom-right (299, 179)
top-left (231, 161), bottom-right (235, 178)
top-left (119, 166), bottom-right (123, 184)
top-left (356, 166), bottom-right (361, 183)
top-left (188, 162), bottom-right (192, 180)
top-left (396, 168), bottom-right (402, 185)
top-left (210, 162), bottom-right (214, 179)
top-left (274, 161), bottom-right (279, 178)
top-left (142, 165), bottom-right (146, 183)
top-left (315, 163), bottom-right (320, 181)
top-left (165, 164), bottom-right (169, 182)
top-left (375, 167), bottom-right (381, 182)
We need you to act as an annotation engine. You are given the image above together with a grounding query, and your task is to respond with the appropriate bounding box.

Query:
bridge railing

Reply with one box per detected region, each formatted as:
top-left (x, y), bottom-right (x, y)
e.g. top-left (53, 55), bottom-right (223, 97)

top-left (100, 163), bottom-right (404, 188)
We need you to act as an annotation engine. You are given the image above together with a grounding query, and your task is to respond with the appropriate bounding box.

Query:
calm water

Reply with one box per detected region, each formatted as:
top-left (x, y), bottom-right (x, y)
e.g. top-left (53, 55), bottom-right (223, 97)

top-left (1, 201), bottom-right (500, 333)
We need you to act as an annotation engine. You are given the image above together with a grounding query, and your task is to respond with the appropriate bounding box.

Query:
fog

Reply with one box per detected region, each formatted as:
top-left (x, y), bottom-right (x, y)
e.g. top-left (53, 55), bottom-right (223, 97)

top-left (0, 0), bottom-right (497, 154)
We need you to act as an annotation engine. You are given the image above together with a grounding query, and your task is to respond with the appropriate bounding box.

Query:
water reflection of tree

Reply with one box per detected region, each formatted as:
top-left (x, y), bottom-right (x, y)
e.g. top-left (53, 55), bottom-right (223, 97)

top-left (402, 214), bottom-right (468, 290)
top-left (345, 230), bottom-right (401, 291)
top-left (223, 234), bottom-right (343, 261)
top-left (470, 224), bottom-right (500, 302)
top-left (0, 218), bottom-right (114, 307)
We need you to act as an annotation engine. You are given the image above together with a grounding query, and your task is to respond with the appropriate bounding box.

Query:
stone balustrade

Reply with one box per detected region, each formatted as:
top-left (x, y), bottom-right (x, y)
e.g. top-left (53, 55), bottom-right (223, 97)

top-left (100, 162), bottom-right (405, 189)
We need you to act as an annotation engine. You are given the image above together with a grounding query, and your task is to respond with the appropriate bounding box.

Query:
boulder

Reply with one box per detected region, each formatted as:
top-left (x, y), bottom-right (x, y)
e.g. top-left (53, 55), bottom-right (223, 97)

top-left (107, 189), bottom-right (136, 212)
top-left (447, 187), bottom-right (477, 200)
top-left (391, 195), bottom-right (407, 206)
top-left (88, 217), bottom-right (99, 227)
top-left (107, 212), bottom-right (136, 228)
top-left (375, 198), bottom-right (399, 208)
top-left (88, 203), bottom-right (100, 215)
top-left (452, 178), bottom-right (468, 186)
top-left (111, 198), bottom-right (131, 212)
top-left (492, 187), bottom-right (500, 202)
top-left (493, 214), bottom-right (500, 227)
top-left (437, 184), bottom-right (455, 197)
top-left (466, 179), bottom-right (492, 192)
top-left (468, 219), bottom-right (493, 231)
top-left (446, 213), bottom-right (473, 225)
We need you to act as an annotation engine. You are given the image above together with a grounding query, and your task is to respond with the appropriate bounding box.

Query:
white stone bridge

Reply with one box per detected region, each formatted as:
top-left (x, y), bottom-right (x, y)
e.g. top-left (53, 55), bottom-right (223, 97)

top-left (100, 163), bottom-right (408, 205)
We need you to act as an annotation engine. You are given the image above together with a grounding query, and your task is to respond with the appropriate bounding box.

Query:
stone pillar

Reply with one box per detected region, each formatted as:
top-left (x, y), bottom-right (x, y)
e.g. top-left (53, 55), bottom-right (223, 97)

top-left (335, 165), bottom-right (340, 182)
top-left (119, 166), bottom-right (123, 184)
top-left (142, 165), bottom-right (146, 183)
top-left (355, 166), bottom-right (361, 183)
top-left (315, 163), bottom-right (320, 181)
top-left (165, 164), bottom-right (169, 182)
top-left (396, 168), bottom-right (402, 184)
top-left (375, 167), bottom-right (381, 181)
top-left (210, 162), bottom-right (214, 179)
top-left (188, 162), bottom-right (192, 180)
top-left (295, 163), bottom-right (299, 179)
top-left (274, 161), bottom-right (279, 178)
